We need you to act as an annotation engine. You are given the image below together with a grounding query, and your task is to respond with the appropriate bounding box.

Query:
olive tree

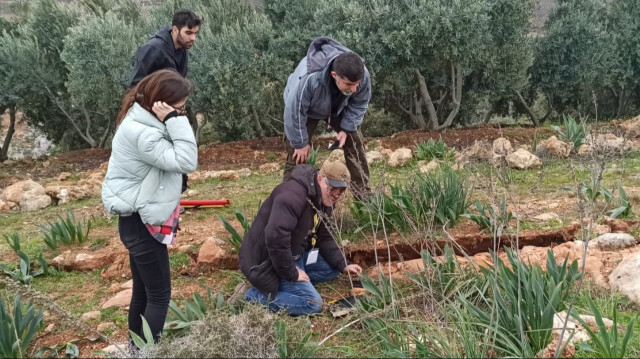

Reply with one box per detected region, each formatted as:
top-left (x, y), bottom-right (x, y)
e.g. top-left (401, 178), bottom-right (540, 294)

top-left (604, 0), bottom-right (640, 117)
top-left (60, 11), bottom-right (141, 148)
top-left (0, 32), bottom-right (20, 161)
top-left (316, 0), bottom-right (494, 130)
top-left (188, 1), bottom-right (280, 141)
top-left (12, 0), bottom-right (77, 145)
top-left (532, 0), bottom-right (609, 115)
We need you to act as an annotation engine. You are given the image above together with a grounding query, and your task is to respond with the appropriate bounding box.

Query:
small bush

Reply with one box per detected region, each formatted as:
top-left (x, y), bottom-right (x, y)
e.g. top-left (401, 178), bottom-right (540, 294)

top-left (610, 186), bottom-right (632, 219)
top-left (352, 167), bottom-right (469, 232)
top-left (0, 251), bottom-right (48, 285)
top-left (462, 195), bottom-right (514, 236)
top-left (305, 145), bottom-right (320, 167)
top-left (41, 211), bottom-right (92, 250)
top-left (414, 138), bottom-right (455, 163)
top-left (139, 305), bottom-right (311, 358)
top-left (3, 232), bottom-right (21, 254)
top-left (551, 115), bottom-right (588, 152)
top-left (571, 297), bottom-right (636, 358)
top-left (217, 209), bottom-right (251, 252)
top-left (164, 290), bottom-right (229, 337)
top-left (0, 295), bottom-right (44, 358)
top-left (463, 249), bottom-right (581, 356)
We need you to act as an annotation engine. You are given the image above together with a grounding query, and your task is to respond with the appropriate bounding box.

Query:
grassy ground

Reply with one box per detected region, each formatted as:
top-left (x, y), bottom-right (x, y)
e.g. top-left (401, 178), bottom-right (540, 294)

top-left (2, 143), bottom-right (640, 357)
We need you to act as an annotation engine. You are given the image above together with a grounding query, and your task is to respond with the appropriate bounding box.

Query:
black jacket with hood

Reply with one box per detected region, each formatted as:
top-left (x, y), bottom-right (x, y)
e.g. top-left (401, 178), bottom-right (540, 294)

top-left (129, 27), bottom-right (188, 88)
top-left (238, 165), bottom-right (348, 298)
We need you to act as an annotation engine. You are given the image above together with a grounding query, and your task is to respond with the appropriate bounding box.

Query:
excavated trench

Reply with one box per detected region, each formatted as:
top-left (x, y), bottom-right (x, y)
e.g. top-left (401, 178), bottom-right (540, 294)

top-left (344, 223), bottom-right (581, 267)
top-left (193, 223), bottom-right (580, 272)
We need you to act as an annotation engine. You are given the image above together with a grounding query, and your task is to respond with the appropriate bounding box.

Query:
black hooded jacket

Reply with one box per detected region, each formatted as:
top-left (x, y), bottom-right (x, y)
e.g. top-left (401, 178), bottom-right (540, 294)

top-left (238, 165), bottom-right (347, 297)
top-left (129, 27), bottom-right (188, 87)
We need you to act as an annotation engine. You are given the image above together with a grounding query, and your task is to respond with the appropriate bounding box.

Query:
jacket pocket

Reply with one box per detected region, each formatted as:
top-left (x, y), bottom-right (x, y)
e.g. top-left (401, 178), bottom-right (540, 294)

top-left (247, 258), bottom-right (280, 297)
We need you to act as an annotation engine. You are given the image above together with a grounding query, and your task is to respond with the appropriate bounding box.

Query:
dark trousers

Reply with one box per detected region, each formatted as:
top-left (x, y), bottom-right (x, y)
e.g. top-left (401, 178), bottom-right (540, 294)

top-left (118, 213), bottom-right (171, 343)
top-left (283, 117), bottom-right (371, 200)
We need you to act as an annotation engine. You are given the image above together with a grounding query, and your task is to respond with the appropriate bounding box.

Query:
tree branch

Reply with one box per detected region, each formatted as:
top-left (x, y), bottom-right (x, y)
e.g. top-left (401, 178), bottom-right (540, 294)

top-left (42, 85), bottom-right (95, 147)
top-left (0, 105), bottom-right (16, 161)
top-left (414, 69), bottom-right (438, 130)
top-left (80, 101), bottom-right (97, 147)
top-left (515, 90), bottom-right (540, 127)
top-left (99, 115), bottom-right (112, 149)
top-left (435, 62), bottom-right (462, 130)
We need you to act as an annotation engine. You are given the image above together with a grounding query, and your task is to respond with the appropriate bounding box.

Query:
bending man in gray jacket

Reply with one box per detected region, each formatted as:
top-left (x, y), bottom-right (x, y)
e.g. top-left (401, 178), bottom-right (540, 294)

top-left (283, 37), bottom-right (372, 200)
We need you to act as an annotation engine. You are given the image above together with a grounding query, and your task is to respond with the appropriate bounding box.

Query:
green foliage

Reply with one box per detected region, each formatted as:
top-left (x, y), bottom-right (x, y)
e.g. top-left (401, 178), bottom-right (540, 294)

top-left (571, 297), bottom-right (636, 358)
top-left (407, 246), bottom-right (487, 302)
top-left (130, 316), bottom-right (155, 349)
top-left (0, 251), bottom-right (48, 285)
top-left (305, 145), bottom-right (320, 167)
top-left (357, 273), bottom-right (397, 316)
top-left (610, 186), bottom-right (632, 219)
top-left (352, 167), bottom-right (469, 232)
top-left (462, 195), bottom-right (514, 236)
top-left (578, 171), bottom-right (614, 203)
top-left (41, 212), bottom-right (92, 250)
top-left (532, 0), bottom-right (610, 114)
top-left (414, 138), bottom-right (455, 163)
top-left (275, 320), bottom-right (317, 358)
top-left (164, 290), bottom-right (229, 337)
top-left (11, 0), bottom-right (79, 145)
top-left (35, 340), bottom-right (81, 358)
top-left (59, 8), bottom-right (142, 148)
top-left (463, 249), bottom-right (581, 356)
top-left (217, 209), bottom-right (251, 251)
top-left (551, 115), bottom-right (588, 151)
top-left (3, 232), bottom-right (21, 254)
top-left (0, 295), bottom-right (44, 358)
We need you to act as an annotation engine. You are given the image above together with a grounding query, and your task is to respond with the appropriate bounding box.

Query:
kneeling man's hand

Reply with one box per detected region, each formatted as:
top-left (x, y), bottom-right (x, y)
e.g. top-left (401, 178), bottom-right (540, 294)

top-left (342, 264), bottom-right (362, 277)
top-left (297, 267), bottom-right (310, 282)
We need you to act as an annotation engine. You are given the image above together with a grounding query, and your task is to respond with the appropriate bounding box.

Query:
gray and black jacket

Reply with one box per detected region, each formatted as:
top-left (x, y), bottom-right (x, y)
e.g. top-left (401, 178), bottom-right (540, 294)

top-left (283, 37), bottom-right (371, 149)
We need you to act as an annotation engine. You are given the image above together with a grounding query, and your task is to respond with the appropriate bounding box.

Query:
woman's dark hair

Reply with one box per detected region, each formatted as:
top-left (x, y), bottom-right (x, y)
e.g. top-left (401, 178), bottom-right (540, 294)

top-left (117, 69), bottom-right (192, 125)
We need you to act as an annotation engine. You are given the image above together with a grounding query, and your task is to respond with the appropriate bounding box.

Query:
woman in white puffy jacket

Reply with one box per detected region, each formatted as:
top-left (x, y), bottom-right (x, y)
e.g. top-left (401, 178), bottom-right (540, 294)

top-left (102, 69), bottom-right (197, 345)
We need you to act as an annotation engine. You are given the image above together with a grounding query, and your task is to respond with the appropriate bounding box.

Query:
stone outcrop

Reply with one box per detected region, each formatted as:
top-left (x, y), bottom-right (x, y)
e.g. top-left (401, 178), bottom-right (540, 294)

top-left (505, 148), bottom-right (542, 169)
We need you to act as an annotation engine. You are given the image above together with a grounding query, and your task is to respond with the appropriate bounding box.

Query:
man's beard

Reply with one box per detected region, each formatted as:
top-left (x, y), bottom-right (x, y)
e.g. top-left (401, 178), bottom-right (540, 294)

top-left (177, 34), bottom-right (193, 49)
top-left (335, 78), bottom-right (353, 96)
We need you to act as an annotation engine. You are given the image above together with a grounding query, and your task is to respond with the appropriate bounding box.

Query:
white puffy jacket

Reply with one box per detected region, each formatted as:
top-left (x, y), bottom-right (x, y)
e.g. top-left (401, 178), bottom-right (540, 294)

top-left (102, 103), bottom-right (197, 225)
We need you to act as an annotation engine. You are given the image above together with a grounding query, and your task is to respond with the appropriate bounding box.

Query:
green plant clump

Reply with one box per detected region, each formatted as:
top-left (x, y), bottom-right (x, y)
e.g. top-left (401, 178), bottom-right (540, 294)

top-left (41, 211), bottom-right (92, 250)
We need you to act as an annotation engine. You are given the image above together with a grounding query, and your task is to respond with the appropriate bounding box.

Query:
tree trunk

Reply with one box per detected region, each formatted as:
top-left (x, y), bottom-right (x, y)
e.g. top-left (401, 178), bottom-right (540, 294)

top-left (415, 64), bottom-right (463, 131)
top-left (433, 63), bottom-right (462, 131)
top-left (515, 90), bottom-right (553, 127)
top-left (397, 92), bottom-right (426, 129)
top-left (414, 69), bottom-right (438, 130)
top-left (252, 106), bottom-right (265, 138)
top-left (98, 116), bottom-right (112, 149)
top-left (0, 106), bottom-right (16, 161)
top-left (195, 113), bottom-right (208, 146)
top-left (483, 101), bottom-right (497, 125)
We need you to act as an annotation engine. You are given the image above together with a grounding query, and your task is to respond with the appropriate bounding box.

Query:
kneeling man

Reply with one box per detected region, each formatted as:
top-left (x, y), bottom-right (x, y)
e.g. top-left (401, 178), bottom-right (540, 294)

top-left (237, 161), bottom-right (362, 315)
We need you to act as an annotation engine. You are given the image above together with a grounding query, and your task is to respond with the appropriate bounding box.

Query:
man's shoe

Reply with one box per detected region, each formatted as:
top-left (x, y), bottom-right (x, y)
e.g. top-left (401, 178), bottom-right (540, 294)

top-left (228, 282), bottom-right (251, 307)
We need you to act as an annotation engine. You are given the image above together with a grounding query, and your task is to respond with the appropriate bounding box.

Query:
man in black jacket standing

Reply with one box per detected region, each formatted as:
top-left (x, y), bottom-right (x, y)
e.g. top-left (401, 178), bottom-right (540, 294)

top-left (235, 162), bottom-right (362, 316)
top-left (129, 10), bottom-right (201, 194)
top-left (129, 10), bottom-right (201, 87)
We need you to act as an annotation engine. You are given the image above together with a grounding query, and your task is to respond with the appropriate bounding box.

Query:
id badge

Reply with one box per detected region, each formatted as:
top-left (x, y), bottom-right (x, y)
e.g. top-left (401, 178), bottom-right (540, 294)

top-left (306, 249), bottom-right (319, 265)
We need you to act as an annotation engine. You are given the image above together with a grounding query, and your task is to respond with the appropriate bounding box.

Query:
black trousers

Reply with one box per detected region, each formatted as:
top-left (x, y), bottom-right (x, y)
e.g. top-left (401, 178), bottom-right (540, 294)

top-left (118, 213), bottom-right (171, 343)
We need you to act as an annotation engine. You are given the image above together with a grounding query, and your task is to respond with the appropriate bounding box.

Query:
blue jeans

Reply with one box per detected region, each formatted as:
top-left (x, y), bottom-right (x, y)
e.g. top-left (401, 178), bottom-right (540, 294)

top-left (245, 251), bottom-right (340, 316)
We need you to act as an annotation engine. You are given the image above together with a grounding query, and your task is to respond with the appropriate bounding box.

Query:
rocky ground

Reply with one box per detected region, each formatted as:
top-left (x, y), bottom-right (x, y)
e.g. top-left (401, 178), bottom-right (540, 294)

top-left (2, 114), bottom-right (640, 356)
